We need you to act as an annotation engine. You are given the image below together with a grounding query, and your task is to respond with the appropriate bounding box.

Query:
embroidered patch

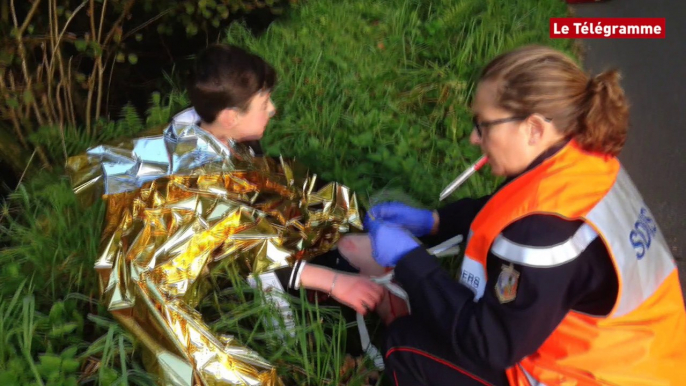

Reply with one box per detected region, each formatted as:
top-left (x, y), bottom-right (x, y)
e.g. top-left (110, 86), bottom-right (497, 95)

top-left (495, 264), bottom-right (519, 303)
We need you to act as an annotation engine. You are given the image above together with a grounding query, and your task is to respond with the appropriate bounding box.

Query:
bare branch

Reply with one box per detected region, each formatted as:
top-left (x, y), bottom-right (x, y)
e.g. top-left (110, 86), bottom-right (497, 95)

top-left (56, 0), bottom-right (89, 48)
top-left (16, 149), bottom-right (38, 189)
top-left (11, 0), bottom-right (45, 127)
top-left (94, 0), bottom-right (109, 123)
top-left (103, 0), bottom-right (137, 46)
top-left (122, 8), bottom-right (173, 42)
top-left (41, 40), bottom-right (60, 124)
top-left (88, 0), bottom-right (135, 132)
top-left (94, 58), bottom-right (104, 122)
top-left (85, 72), bottom-right (94, 133)
top-left (0, 75), bottom-right (29, 149)
top-left (11, 0), bottom-right (42, 35)
top-left (66, 56), bottom-right (77, 128)
top-left (98, 0), bottom-right (108, 42)
top-left (89, 0), bottom-right (96, 42)
top-left (105, 53), bottom-right (116, 118)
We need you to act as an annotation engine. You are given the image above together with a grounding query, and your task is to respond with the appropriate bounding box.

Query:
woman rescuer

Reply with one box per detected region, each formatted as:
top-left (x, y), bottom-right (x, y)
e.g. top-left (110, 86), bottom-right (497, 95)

top-left (363, 45), bottom-right (686, 385)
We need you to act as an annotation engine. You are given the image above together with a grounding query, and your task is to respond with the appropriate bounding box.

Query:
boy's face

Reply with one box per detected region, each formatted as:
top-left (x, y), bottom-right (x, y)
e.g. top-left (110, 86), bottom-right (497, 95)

top-left (230, 91), bottom-right (276, 142)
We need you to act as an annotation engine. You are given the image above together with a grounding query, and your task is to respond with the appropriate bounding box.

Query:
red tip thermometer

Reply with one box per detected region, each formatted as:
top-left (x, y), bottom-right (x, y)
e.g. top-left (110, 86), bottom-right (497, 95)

top-left (439, 155), bottom-right (488, 201)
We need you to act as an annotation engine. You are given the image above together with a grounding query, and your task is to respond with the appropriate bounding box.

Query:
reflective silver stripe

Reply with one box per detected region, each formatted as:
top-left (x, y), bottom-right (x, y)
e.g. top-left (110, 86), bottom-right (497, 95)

top-left (585, 168), bottom-right (676, 317)
top-left (491, 223), bottom-right (598, 267)
top-left (519, 365), bottom-right (547, 386)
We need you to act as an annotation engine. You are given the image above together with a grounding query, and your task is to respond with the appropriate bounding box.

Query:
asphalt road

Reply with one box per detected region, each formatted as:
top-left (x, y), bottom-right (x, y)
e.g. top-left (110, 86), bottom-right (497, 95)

top-left (571, 1), bottom-right (686, 288)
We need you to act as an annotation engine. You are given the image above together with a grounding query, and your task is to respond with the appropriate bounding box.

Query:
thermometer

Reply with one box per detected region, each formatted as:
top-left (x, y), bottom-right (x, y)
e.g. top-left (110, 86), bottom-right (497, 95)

top-left (439, 155), bottom-right (488, 201)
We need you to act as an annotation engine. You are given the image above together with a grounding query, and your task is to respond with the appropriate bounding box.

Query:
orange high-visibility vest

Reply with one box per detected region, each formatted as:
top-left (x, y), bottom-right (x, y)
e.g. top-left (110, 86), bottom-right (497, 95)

top-left (459, 140), bottom-right (686, 385)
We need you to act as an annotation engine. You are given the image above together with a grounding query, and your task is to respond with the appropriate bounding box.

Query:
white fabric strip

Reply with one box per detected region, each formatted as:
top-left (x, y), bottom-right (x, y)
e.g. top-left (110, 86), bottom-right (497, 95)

top-left (491, 223), bottom-right (598, 267)
top-left (293, 261), bottom-right (306, 290)
top-left (288, 260), bottom-right (299, 289)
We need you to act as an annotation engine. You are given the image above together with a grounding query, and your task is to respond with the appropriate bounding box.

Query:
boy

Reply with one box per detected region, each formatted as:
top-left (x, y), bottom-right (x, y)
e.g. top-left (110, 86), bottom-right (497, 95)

top-left (182, 43), bottom-right (385, 320)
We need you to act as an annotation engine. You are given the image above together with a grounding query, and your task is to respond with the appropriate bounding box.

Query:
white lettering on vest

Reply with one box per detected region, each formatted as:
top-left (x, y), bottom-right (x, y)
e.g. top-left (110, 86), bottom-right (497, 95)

top-left (461, 270), bottom-right (480, 289)
top-left (586, 168), bottom-right (675, 317)
top-left (459, 256), bottom-right (486, 300)
top-left (629, 207), bottom-right (658, 259)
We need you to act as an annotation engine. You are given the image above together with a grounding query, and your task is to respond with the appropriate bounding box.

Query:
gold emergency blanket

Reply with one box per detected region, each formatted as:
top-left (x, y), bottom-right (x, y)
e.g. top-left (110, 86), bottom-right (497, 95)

top-left (66, 109), bottom-right (362, 385)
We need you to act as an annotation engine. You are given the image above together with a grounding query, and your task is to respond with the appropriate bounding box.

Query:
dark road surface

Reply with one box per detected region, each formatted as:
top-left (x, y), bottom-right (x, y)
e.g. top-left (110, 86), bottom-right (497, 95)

top-left (571, 1), bottom-right (686, 289)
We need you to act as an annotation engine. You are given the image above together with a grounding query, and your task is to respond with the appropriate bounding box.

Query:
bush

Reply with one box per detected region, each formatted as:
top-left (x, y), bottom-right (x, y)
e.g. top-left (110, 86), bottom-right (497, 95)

top-left (0, 0), bottom-right (293, 178)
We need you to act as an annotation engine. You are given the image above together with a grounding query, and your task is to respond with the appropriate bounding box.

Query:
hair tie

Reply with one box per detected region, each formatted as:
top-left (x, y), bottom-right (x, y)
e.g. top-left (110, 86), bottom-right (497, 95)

top-left (587, 76), bottom-right (596, 90)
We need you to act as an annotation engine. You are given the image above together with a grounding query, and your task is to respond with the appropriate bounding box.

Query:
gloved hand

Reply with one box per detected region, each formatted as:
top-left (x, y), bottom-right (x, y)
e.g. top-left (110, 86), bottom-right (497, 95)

top-left (364, 202), bottom-right (436, 237)
top-left (367, 219), bottom-right (421, 267)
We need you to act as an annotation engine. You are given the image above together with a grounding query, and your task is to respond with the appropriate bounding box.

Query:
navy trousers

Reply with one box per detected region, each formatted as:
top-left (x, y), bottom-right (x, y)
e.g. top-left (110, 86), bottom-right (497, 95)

top-left (383, 316), bottom-right (509, 386)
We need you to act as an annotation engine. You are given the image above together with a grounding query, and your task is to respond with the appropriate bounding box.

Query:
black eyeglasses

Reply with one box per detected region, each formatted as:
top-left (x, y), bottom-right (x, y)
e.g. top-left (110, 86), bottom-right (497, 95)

top-left (472, 116), bottom-right (527, 137)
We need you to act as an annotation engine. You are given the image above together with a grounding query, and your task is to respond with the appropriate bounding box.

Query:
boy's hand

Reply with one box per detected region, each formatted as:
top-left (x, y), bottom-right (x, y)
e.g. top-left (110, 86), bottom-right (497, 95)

top-left (330, 274), bottom-right (384, 315)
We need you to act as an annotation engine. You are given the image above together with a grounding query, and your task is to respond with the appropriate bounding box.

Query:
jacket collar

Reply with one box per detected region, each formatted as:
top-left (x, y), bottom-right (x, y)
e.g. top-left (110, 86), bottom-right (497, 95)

top-left (500, 139), bottom-right (571, 186)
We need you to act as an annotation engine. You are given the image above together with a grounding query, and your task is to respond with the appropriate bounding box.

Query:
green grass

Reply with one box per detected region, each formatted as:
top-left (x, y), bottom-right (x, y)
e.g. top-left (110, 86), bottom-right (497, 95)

top-left (232, 0), bottom-right (575, 208)
top-left (199, 266), bottom-right (373, 385)
top-left (0, 0), bottom-right (574, 384)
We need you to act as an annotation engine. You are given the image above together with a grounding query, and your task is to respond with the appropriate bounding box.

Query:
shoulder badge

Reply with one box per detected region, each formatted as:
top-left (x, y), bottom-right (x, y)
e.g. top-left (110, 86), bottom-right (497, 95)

top-left (495, 263), bottom-right (519, 303)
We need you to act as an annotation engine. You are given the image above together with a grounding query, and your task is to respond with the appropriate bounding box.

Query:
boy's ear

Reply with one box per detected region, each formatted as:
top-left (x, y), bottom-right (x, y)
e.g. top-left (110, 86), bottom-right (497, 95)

top-left (216, 108), bottom-right (240, 128)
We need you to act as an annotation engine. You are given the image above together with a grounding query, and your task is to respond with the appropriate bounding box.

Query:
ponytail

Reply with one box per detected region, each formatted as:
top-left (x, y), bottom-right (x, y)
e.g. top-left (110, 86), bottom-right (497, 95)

top-left (577, 70), bottom-right (629, 156)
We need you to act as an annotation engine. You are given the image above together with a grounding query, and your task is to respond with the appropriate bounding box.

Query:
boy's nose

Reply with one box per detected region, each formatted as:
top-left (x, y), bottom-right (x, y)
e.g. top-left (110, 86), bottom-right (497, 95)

top-left (268, 98), bottom-right (276, 117)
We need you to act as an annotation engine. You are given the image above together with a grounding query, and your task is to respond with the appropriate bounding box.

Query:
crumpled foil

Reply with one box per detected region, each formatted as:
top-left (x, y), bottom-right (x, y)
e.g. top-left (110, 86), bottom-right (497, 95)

top-left (66, 108), bottom-right (362, 386)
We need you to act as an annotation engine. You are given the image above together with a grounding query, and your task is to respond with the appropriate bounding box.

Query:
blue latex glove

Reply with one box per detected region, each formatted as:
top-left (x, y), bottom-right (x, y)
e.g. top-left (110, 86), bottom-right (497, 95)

top-left (365, 202), bottom-right (435, 237)
top-left (367, 219), bottom-right (421, 267)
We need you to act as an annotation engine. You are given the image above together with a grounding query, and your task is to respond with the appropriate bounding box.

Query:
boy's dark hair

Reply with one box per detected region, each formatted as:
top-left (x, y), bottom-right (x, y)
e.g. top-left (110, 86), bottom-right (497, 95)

top-left (187, 44), bottom-right (276, 123)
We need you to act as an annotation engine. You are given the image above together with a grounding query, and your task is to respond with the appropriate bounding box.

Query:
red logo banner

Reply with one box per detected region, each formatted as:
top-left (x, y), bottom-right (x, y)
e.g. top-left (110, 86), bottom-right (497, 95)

top-left (550, 18), bottom-right (666, 39)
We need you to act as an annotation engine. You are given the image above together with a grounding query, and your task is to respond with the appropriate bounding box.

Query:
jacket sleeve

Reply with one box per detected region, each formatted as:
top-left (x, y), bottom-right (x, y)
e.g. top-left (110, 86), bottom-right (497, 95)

top-left (393, 214), bottom-right (618, 370)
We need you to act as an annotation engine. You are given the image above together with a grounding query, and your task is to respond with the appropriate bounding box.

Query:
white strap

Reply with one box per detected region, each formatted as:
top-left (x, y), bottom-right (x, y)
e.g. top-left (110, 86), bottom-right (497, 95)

top-left (355, 271), bottom-right (409, 371)
top-left (370, 272), bottom-right (411, 313)
top-left (356, 312), bottom-right (385, 370)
